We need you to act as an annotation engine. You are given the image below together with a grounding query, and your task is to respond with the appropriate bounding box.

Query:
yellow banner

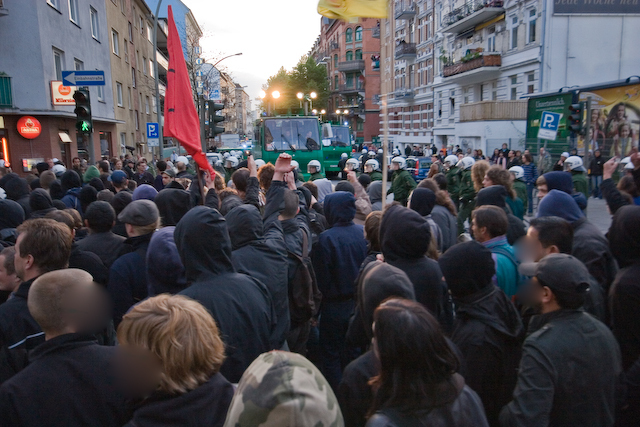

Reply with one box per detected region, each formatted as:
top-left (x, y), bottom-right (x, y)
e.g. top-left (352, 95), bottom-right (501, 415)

top-left (318, 0), bottom-right (388, 21)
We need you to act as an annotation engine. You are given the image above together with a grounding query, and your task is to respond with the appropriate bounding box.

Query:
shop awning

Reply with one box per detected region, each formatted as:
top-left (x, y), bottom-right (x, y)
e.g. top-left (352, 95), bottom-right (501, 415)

top-left (58, 132), bottom-right (72, 143)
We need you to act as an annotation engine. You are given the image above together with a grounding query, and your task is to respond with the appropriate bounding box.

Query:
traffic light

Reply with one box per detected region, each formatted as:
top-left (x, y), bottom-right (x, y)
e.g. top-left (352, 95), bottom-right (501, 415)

top-left (207, 101), bottom-right (224, 138)
top-left (73, 89), bottom-right (92, 134)
top-left (568, 102), bottom-right (584, 134)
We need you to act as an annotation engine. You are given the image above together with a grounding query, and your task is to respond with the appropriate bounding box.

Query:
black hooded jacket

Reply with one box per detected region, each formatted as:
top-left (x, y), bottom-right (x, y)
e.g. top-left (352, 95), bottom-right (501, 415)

top-left (175, 207), bottom-right (276, 383)
top-left (0, 199), bottom-right (24, 245)
top-left (4, 177), bottom-right (31, 219)
top-left (225, 203), bottom-right (290, 349)
top-left (154, 187), bottom-right (192, 226)
top-left (476, 185), bottom-right (526, 246)
top-left (28, 188), bottom-right (56, 218)
top-left (380, 205), bottom-right (453, 330)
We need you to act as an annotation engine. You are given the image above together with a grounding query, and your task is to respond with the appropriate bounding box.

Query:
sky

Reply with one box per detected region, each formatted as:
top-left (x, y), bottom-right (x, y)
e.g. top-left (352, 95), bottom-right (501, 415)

top-left (182, 0), bottom-right (323, 109)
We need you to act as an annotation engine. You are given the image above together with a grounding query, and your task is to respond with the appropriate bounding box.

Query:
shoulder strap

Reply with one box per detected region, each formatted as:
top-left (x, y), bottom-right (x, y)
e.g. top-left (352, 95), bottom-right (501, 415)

top-left (491, 245), bottom-right (519, 267)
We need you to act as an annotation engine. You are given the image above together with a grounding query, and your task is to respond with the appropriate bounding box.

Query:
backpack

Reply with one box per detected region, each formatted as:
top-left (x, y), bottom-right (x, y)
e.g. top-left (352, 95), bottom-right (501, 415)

top-left (287, 232), bottom-right (322, 328)
top-left (491, 245), bottom-right (526, 292)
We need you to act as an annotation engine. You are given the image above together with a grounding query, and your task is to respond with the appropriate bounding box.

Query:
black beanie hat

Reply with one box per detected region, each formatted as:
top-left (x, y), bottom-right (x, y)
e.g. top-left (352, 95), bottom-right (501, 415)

top-left (438, 240), bottom-right (495, 298)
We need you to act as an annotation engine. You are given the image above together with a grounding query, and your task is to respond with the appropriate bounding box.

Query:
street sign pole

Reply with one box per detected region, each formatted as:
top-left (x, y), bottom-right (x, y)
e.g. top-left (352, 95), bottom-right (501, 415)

top-left (153, 0), bottom-right (164, 161)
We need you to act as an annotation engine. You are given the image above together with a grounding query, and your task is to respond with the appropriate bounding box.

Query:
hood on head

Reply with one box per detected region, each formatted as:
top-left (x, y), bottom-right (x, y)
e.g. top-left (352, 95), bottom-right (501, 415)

top-left (324, 191), bottom-right (356, 226)
top-left (220, 195), bottom-right (243, 216)
top-left (4, 177), bottom-right (29, 201)
top-left (0, 173), bottom-right (19, 190)
top-left (132, 184), bottom-right (158, 201)
top-left (83, 165), bottom-right (100, 183)
top-left (225, 351), bottom-right (344, 427)
top-left (225, 204), bottom-right (263, 250)
top-left (572, 192), bottom-right (588, 211)
top-left (0, 199), bottom-right (25, 230)
top-left (409, 188), bottom-right (436, 216)
top-left (543, 172), bottom-right (573, 195)
top-left (537, 189), bottom-right (584, 223)
top-left (154, 188), bottom-right (192, 226)
top-left (358, 261), bottom-right (415, 339)
top-left (146, 227), bottom-right (188, 296)
top-left (608, 205), bottom-right (640, 268)
top-left (61, 170), bottom-right (82, 191)
top-left (476, 185), bottom-right (507, 208)
top-left (438, 241), bottom-right (495, 298)
top-left (380, 204), bottom-right (431, 261)
top-left (111, 191), bottom-right (133, 215)
top-left (174, 206), bottom-right (234, 282)
top-left (368, 180), bottom-right (383, 204)
top-left (29, 188), bottom-right (54, 212)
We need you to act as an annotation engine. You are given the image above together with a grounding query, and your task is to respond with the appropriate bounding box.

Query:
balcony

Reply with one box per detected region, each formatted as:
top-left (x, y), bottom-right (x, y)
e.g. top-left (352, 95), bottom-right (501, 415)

top-left (0, 74), bottom-right (12, 108)
top-left (337, 60), bottom-right (365, 72)
top-left (443, 53), bottom-right (501, 79)
top-left (395, 1), bottom-right (416, 20)
top-left (395, 87), bottom-right (414, 99)
top-left (340, 84), bottom-right (365, 94)
top-left (330, 41), bottom-right (339, 51)
top-left (156, 50), bottom-right (169, 72)
top-left (442, 0), bottom-right (504, 35)
top-left (460, 100), bottom-right (527, 122)
top-left (395, 42), bottom-right (417, 60)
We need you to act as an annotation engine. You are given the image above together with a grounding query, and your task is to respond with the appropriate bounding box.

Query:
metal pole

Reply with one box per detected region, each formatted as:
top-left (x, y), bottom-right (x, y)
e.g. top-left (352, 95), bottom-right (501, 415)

top-left (199, 95), bottom-right (206, 152)
top-left (153, 0), bottom-right (163, 160)
top-left (584, 96), bottom-right (592, 158)
top-left (381, 93), bottom-right (389, 209)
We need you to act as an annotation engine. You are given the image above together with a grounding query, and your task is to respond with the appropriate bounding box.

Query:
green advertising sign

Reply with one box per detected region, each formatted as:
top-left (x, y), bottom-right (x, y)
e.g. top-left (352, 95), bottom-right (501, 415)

top-left (526, 93), bottom-right (574, 141)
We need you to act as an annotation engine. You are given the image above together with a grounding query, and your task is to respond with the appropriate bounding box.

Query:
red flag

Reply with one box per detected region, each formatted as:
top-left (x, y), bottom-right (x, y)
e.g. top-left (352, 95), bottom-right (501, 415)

top-left (163, 6), bottom-right (214, 176)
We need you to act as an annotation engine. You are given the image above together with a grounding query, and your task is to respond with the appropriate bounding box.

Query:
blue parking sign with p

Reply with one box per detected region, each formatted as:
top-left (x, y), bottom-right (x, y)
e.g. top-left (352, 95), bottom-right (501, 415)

top-left (147, 123), bottom-right (159, 139)
top-left (538, 111), bottom-right (562, 141)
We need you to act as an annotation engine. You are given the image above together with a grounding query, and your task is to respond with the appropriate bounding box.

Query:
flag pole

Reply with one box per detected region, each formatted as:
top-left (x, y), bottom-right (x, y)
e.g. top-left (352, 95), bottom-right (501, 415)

top-left (194, 162), bottom-right (206, 206)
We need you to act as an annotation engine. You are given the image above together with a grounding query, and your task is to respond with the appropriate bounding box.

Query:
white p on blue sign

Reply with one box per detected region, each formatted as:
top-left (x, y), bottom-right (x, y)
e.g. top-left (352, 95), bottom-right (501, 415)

top-left (537, 111), bottom-right (562, 141)
top-left (147, 123), bottom-right (159, 147)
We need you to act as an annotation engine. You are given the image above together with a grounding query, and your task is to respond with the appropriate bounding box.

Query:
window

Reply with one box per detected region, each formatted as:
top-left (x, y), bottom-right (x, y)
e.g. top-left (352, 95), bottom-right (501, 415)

top-left (492, 82), bottom-right (498, 100)
top-left (463, 87), bottom-right (472, 104)
top-left (112, 30), bottom-right (120, 55)
top-left (355, 26), bottom-right (363, 41)
top-left (480, 84), bottom-right (485, 102)
top-left (131, 67), bottom-right (136, 87)
top-left (355, 49), bottom-right (362, 60)
top-left (356, 120), bottom-right (364, 131)
top-left (97, 84), bottom-right (104, 101)
top-left (90, 7), bottom-right (99, 40)
top-left (68, 0), bottom-right (79, 23)
top-left (128, 22), bottom-right (133, 40)
top-left (128, 87), bottom-right (132, 109)
top-left (120, 133), bottom-right (126, 150)
top-left (346, 28), bottom-right (353, 43)
top-left (47, 0), bottom-right (59, 10)
top-left (120, 0), bottom-right (125, 14)
top-left (149, 58), bottom-right (154, 78)
top-left (527, 72), bottom-right (536, 94)
top-left (147, 25), bottom-right (153, 42)
top-left (333, 54), bottom-right (338, 67)
top-left (142, 57), bottom-right (147, 75)
top-left (139, 16), bottom-right (144, 34)
top-left (346, 51), bottom-right (353, 61)
top-left (334, 75), bottom-right (339, 89)
top-left (152, 96), bottom-right (157, 110)
top-left (134, 111), bottom-right (139, 130)
top-left (487, 27), bottom-right (496, 52)
top-left (145, 96), bottom-right (150, 114)
top-left (74, 58), bottom-right (84, 71)
top-left (510, 75), bottom-right (518, 100)
top-left (116, 82), bottom-right (123, 106)
top-left (510, 16), bottom-right (518, 50)
top-left (124, 39), bottom-right (129, 62)
top-left (53, 48), bottom-right (64, 80)
top-left (527, 9), bottom-right (537, 44)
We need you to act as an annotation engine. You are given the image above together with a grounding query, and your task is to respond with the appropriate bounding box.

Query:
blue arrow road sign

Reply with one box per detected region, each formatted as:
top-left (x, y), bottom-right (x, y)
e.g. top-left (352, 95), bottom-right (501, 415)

top-left (537, 111), bottom-right (562, 141)
top-left (62, 70), bottom-right (105, 86)
top-left (147, 123), bottom-right (159, 139)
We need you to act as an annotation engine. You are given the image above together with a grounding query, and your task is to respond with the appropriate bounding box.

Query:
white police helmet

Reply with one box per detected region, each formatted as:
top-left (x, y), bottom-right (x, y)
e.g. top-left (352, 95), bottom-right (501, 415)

top-left (307, 159), bottom-right (321, 173)
top-left (377, 149), bottom-right (383, 154)
top-left (456, 157), bottom-right (475, 170)
top-left (365, 159), bottom-right (380, 172)
top-left (346, 158), bottom-right (360, 170)
top-left (291, 160), bottom-right (300, 170)
top-left (391, 156), bottom-right (406, 169)
top-left (341, 153), bottom-right (348, 159)
top-left (564, 156), bottom-right (584, 171)
top-left (225, 156), bottom-right (239, 168)
top-left (509, 166), bottom-right (524, 180)
top-left (255, 159), bottom-right (266, 168)
top-left (444, 155), bottom-right (459, 166)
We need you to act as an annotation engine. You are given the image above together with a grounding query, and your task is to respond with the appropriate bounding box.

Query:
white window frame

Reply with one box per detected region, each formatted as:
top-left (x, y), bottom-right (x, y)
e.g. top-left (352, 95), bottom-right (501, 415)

top-left (145, 96), bottom-right (150, 114)
top-left (128, 22), bottom-right (133, 40)
top-left (68, 0), bottom-right (79, 24)
top-left (527, 72), bottom-right (536, 94)
top-left (509, 15), bottom-right (518, 50)
top-left (90, 7), bottom-right (99, 41)
top-left (139, 16), bottom-right (144, 34)
top-left (120, 132), bottom-right (126, 150)
top-left (47, 0), bottom-right (59, 10)
top-left (53, 48), bottom-right (64, 81)
top-left (510, 75), bottom-right (519, 100)
top-left (147, 24), bottom-right (153, 42)
top-left (124, 39), bottom-right (129, 63)
top-left (527, 8), bottom-right (537, 44)
top-left (111, 30), bottom-right (120, 56)
top-left (97, 85), bottom-right (104, 102)
top-left (74, 58), bottom-right (84, 71)
top-left (120, 0), bottom-right (125, 14)
top-left (131, 67), bottom-right (136, 88)
top-left (149, 58), bottom-right (154, 78)
top-left (134, 111), bottom-right (139, 130)
top-left (142, 57), bottom-right (147, 75)
top-left (116, 82), bottom-right (123, 107)
top-left (487, 27), bottom-right (496, 52)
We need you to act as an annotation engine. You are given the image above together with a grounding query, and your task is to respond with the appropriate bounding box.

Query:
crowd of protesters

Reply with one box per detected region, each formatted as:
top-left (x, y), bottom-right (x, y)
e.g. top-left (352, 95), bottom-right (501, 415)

top-left (0, 146), bottom-right (638, 427)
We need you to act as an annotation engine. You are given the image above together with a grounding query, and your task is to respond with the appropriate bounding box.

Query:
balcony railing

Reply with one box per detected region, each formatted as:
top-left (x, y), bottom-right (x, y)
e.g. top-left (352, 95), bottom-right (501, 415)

top-left (156, 50), bottom-right (169, 71)
top-left (443, 53), bottom-right (501, 78)
top-left (395, 42), bottom-right (417, 59)
top-left (460, 100), bottom-right (527, 122)
top-left (395, 88), bottom-right (414, 99)
top-left (442, 0), bottom-right (504, 35)
top-left (340, 84), bottom-right (364, 94)
top-left (0, 75), bottom-right (12, 108)
top-left (395, 1), bottom-right (416, 20)
top-left (337, 60), bottom-right (365, 72)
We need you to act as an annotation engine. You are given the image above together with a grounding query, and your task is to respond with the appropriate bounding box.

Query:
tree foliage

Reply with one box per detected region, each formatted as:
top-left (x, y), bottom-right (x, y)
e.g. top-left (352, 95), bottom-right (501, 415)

top-left (261, 55), bottom-right (328, 113)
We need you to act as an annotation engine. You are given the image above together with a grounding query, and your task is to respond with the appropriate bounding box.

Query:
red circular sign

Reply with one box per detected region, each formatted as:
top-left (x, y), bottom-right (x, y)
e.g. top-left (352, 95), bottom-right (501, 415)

top-left (58, 85), bottom-right (72, 96)
top-left (17, 116), bottom-right (42, 139)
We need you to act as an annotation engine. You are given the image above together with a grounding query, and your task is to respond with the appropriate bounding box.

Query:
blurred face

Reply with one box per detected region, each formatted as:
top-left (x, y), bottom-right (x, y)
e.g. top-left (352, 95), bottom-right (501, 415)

top-left (307, 165), bottom-right (317, 174)
top-left (365, 164), bottom-right (374, 173)
top-left (391, 162), bottom-right (400, 171)
top-left (161, 173), bottom-right (173, 186)
top-left (0, 255), bottom-right (19, 292)
top-left (137, 162), bottom-right (146, 173)
top-left (524, 226), bottom-right (548, 262)
top-left (537, 183), bottom-right (548, 199)
top-left (115, 160), bottom-right (123, 170)
top-left (621, 125), bottom-right (630, 138)
top-left (73, 158), bottom-right (81, 167)
top-left (46, 158), bottom-right (54, 168)
top-left (588, 128), bottom-right (594, 140)
top-left (116, 344), bottom-right (163, 398)
top-left (482, 174), bottom-right (494, 188)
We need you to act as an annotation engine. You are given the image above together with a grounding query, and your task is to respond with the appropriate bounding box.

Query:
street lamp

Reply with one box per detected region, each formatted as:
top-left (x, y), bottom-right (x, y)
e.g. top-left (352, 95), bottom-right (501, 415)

top-left (336, 109), bottom-right (341, 115)
top-left (212, 53), bottom-right (243, 68)
top-left (260, 90), bottom-right (280, 116)
top-left (297, 92), bottom-right (304, 108)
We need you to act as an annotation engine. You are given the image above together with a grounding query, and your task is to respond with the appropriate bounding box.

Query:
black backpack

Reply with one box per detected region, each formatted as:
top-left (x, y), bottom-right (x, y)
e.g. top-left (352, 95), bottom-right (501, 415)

top-left (287, 232), bottom-right (322, 328)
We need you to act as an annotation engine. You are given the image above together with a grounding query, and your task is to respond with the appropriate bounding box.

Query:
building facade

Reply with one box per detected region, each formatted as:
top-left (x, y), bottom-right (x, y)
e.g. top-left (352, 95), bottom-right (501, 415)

top-left (314, 17), bottom-right (382, 145)
top-left (0, 0), bottom-right (117, 170)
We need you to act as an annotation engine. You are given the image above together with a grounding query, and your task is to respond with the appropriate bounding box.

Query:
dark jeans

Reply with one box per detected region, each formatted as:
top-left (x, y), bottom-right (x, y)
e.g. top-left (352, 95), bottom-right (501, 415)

top-left (319, 299), bottom-right (355, 391)
top-left (591, 175), bottom-right (602, 198)
top-left (526, 183), bottom-right (535, 214)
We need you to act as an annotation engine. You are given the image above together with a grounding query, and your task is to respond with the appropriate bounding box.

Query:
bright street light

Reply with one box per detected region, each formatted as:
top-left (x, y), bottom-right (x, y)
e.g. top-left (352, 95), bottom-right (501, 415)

top-left (312, 109), bottom-right (318, 115)
top-left (321, 109), bottom-right (326, 114)
top-left (343, 109), bottom-right (349, 115)
top-left (296, 92), bottom-right (304, 100)
top-left (272, 90), bottom-right (280, 99)
top-left (310, 92), bottom-right (317, 99)
top-left (259, 90), bottom-right (266, 99)
top-left (336, 109), bottom-right (341, 114)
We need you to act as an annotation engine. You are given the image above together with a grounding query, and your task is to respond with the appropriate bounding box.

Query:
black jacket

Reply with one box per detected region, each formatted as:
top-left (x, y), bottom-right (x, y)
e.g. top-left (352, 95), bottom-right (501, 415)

top-left (431, 204), bottom-right (457, 252)
top-left (133, 171), bottom-right (155, 187)
top-left (0, 333), bottom-right (130, 426)
top-left (4, 177), bottom-right (31, 219)
top-left (154, 187), bottom-right (192, 226)
top-left (451, 286), bottom-right (523, 426)
top-left (500, 310), bottom-right (621, 427)
top-left (0, 278), bottom-right (44, 384)
top-left (124, 372), bottom-right (233, 427)
top-left (175, 206), bottom-right (276, 383)
top-left (589, 155), bottom-right (605, 176)
top-left (76, 231), bottom-right (126, 269)
top-left (226, 202), bottom-right (289, 349)
top-left (70, 243), bottom-right (109, 286)
top-left (572, 217), bottom-right (618, 296)
top-left (28, 188), bottom-right (56, 218)
top-left (380, 205), bottom-right (453, 331)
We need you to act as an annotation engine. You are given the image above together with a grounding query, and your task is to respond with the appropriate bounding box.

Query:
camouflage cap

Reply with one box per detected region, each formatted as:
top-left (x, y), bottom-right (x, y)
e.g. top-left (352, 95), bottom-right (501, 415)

top-left (223, 351), bottom-right (344, 427)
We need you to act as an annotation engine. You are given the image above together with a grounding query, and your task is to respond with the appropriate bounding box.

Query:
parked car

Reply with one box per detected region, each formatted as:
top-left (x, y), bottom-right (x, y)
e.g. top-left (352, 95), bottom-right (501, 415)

top-left (406, 156), bottom-right (432, 182)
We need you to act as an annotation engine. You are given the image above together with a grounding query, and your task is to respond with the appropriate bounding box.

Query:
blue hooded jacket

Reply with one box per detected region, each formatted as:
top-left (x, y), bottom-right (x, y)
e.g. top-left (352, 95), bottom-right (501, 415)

top-left (537, 189), bottom-right (584, 223)
top-left (543, 171), bottom-right (587, 211)
top-left (313, 192), bottom-right (367, 301)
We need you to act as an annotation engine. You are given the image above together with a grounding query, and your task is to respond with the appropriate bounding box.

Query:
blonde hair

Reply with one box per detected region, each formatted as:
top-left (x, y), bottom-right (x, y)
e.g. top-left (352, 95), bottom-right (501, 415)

top-left (129, 219), bottom-right (160, 236)
top-left (471, 160), bottom-right (491, 192)
top-left (117, 294), bottom-right (226, 394)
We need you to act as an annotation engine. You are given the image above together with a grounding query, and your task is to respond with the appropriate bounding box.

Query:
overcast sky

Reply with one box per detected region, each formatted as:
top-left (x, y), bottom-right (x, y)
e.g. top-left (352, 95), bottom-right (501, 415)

top-left (182, 0), bottom-right (322, 109)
